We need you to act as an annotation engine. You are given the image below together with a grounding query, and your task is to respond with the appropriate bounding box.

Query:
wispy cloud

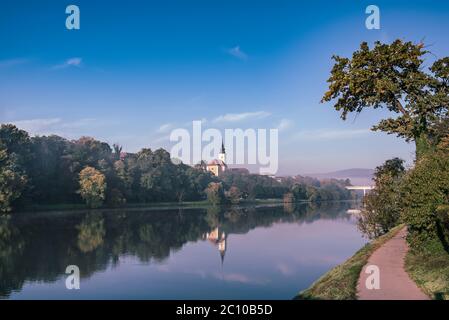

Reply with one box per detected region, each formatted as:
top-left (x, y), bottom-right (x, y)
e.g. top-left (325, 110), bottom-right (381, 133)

top-left (53, 57), bottom-right (83, 70)
top-left (10, 117), bottom-right (97, 136)
top-left (213, 111), bottom-right (270, 123)
top-left (0, 58), bottom-right (30, 68)
top-left (293, 128), bottom-right (371, 141)
top-left (276, 263), bottom-right (295, 276)
top-left (59, 118), bottom-right (96, 129)
top-left (11, 118), bottom-right (62, 134)
top-left (226, 46), bottom-right (248, 60)
top-left (277, 119), bottom-right (294, 132)
top-left (157, 123), bottom-right (174, 133)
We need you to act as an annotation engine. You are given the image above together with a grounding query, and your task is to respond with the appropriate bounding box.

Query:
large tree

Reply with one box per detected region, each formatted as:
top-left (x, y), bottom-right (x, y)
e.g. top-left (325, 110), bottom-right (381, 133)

top-left (322, 40), bottom-right (449, 158)
top-left (0, 125), bottom-right (31, 212)
top-left (0, 148), bottom-right (28, 213)
top-left (358, 158), bottom-right (405, 239)
top-left (78, 166), bottom-right (107, 208)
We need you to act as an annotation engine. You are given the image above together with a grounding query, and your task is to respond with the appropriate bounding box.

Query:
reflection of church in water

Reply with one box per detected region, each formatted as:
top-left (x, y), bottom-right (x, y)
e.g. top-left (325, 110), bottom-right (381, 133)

top-left (203, 227), bottom-right (227, 264)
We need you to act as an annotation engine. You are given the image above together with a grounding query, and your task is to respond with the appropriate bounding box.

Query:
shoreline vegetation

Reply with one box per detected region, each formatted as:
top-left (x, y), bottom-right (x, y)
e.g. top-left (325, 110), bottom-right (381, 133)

top-left (295, 225), bottom-right (404, 300)
top-left (406, 238), bottom-right (449, 300)
top-left (0, 124), bottom-right (354, 214)
top-left (299, 39), bottom-right (449, 300)
top-left (297, 223), bottom-right (449, 300)
top-left (15, 198), bottom-right (282, 213)
top-left (14, 198), bottom-right (359, 214)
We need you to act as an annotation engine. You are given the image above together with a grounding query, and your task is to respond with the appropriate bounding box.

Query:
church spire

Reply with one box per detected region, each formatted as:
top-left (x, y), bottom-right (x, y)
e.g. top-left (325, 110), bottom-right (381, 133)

top-left (221, 139), bottom-right (225, 154)
top-left (218, 139), bottom-right (226, 164)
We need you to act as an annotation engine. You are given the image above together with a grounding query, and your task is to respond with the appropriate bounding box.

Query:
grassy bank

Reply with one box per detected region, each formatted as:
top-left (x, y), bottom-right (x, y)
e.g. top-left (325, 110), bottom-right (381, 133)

top-left (405, 238), bottom-right (449, 300)
top-left (16, 198), bottom-right (285, 213)
top-left (295, 225), bottom-right (404, 300)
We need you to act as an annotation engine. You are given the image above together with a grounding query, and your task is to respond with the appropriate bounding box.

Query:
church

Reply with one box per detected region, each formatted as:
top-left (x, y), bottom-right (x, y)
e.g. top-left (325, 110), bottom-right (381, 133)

top-left (206, 141), bottom-right (227, 176)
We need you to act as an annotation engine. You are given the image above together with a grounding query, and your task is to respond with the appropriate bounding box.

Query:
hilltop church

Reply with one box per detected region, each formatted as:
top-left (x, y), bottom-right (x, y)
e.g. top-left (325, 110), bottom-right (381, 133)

top-left (206, 141), bottom-right (227, 176)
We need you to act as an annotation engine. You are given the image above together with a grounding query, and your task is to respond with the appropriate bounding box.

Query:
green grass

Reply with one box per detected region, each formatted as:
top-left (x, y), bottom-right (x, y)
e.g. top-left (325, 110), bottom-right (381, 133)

top-left (295, 225), bottom-right (404, 300)
top-left (405, 238), bottom-right (449, 300)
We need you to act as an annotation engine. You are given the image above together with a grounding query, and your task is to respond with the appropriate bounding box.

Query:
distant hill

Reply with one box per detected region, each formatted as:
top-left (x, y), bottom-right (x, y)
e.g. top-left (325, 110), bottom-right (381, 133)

top-left (306, 168), bottom-right (374, 186)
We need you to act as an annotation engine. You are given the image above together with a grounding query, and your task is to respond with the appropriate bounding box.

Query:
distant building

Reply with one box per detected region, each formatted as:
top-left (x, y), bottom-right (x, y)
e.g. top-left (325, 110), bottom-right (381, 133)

top-left (206, 141), bottom-right (227, 176)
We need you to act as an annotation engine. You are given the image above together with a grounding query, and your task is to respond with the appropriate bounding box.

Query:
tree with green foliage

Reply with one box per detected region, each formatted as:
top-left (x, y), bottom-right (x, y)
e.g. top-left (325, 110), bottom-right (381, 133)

top-left (400, 151), bottom-right (449, 246)
top-left (221, 171), bottom-right (288, 200)
top-left (205, 182), bottom-right (226, 206)
top-left (291, 183), bottom-right (308, 201)
top-left (0, 125), bottom-right (31, 212)
top-left (184, 166), bottom-right (216, 200)
top-left (358, 158), bottom-right (405, 239)
top-left (0, 124), bottom-right (32, 164)
top-left (322, 40), bottom-right (449, 159)
top-left (0, 149), bottom-right (28, 213)
top-left (78, 166), bottom-right (107, 208)
top-left (227, 186), bottom-right (242, 205)
top-left (28, 135), bottom-right (77, 204)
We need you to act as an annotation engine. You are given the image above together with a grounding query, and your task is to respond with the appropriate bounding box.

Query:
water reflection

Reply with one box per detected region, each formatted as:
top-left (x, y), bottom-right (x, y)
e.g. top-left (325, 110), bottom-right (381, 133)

top-left (0, 201), bottom-right (364, 299)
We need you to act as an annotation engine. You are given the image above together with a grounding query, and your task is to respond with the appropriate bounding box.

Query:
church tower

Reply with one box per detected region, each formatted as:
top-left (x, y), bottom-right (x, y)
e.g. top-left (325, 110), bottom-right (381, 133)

top-left (218, 140), bottom-right (226, 163)
top-left (206, 140), bottom-right (227, 176)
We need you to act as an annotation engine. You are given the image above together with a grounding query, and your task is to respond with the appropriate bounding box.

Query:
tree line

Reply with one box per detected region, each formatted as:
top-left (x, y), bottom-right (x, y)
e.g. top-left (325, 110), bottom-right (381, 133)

top-left (0, 124), bottom-right (218, 212)
top-left (0, 124), bottom-right (353, 213)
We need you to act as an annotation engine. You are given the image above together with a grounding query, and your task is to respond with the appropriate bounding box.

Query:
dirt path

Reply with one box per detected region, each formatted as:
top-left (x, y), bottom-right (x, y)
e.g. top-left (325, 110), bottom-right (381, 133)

top-left (357, 227), bottom-right (429, 300)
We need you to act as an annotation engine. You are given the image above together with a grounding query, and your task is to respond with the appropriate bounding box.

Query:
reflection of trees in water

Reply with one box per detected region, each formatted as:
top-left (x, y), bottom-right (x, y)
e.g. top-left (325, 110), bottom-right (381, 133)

top-left (77, 212), bottom-right (105, 253)
top-left (205, 206), bottom-right (221, 228)
top-left (0, 216), bottom-right (25, 299)
top-left (283, 201), bottom-right (296, 214)
top-left (0, 202), bottom-right (353, 298)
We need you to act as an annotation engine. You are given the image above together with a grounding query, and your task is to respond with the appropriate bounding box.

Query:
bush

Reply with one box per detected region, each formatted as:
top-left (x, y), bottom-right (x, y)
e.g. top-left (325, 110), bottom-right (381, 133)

top-left (436, 205), bottom-right (449, 251)
top-left (357, 158), bottom-right (405, 239)
top-left (401, 152), bottom-right (449, 247)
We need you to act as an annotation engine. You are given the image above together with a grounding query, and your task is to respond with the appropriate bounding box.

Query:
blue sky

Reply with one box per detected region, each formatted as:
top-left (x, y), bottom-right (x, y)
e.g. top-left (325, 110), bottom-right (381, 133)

top-left (1, 0), bottom-right (449, 174)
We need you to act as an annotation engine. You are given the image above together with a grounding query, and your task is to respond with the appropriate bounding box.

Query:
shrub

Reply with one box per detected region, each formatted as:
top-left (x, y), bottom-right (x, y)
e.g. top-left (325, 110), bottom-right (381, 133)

top-left (436, 205), bottom-right (449, 251)
top-left (357, 158), bottom-right (405, 239)
top-left (401, 152), bottom-right (449, 247)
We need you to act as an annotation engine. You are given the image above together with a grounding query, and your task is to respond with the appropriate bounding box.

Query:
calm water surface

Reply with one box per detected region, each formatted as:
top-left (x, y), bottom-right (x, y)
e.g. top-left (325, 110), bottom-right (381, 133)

top-left (0, 202), bottom-right (366, 299)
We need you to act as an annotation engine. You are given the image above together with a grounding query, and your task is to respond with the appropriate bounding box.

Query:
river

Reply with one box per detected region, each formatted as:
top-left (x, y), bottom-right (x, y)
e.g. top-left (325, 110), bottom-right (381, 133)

top-left (0, 202), bottom-right (366, 299)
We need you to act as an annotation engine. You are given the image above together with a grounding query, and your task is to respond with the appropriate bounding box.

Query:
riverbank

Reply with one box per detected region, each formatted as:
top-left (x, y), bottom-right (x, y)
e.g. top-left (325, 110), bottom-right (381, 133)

top-left (357, 227), bottom-right (429, 300)
top-left (405, 238), bottom-right (449, 300)
top-left (14, 198), bottom-right (286, 213)
top-left (15, 199), bottom-right (361, 214)
top-left (295, 225), bottom-right (404, 300)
